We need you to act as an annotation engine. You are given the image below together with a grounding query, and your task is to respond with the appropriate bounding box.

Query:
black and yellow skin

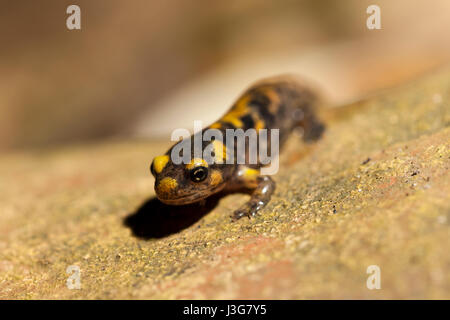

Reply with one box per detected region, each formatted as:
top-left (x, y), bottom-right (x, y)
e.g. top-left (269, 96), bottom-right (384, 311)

top-left (150, 75), bottom-right (325, 221)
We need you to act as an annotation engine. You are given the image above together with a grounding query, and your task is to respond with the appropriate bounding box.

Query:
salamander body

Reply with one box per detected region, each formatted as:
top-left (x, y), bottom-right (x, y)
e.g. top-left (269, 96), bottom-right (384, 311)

top-left (150, 75), bottom-right (324, 220)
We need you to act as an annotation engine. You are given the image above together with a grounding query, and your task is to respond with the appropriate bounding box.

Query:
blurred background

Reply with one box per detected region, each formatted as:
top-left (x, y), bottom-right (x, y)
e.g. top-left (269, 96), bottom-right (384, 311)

top-left (1, 0), bottom-right (450, 151)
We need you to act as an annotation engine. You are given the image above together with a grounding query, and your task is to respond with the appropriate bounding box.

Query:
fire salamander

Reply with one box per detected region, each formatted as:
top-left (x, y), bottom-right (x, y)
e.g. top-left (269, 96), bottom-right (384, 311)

top-left (150, 75), bottom-right (325, 221)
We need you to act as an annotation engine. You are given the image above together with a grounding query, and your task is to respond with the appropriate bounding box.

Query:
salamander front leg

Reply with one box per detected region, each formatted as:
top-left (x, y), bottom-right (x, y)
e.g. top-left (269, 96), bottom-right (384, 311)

top-left (231, 167), bottom-right (276, 221)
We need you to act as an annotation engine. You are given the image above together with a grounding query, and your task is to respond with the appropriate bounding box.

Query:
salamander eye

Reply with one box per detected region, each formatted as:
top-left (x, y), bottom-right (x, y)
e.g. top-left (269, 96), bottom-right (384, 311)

top-left (190, 166), bottom-right (208, 182)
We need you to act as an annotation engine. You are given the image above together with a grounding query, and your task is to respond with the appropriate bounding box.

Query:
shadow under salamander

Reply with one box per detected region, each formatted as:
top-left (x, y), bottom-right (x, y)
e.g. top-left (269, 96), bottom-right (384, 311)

top-left (124, 189), bottom-right (253, 239)
top-left (124, 194), bottom-right (222, 239)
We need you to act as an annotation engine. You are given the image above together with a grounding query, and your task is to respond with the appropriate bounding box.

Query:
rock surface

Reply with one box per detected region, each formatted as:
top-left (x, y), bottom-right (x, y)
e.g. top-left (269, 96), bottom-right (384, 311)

top-left (1, 69), bottom-right (449, 299)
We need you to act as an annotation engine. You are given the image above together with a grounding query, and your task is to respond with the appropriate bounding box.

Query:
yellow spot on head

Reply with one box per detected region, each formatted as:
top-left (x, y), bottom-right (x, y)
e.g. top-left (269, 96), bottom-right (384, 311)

top-left (210, 170), bottom-right (223, 186)
top-left (152, 155), bottom-right (170, 174)
top-left (186, 158), bottom-right (208, 170)
top-left (156, 177), bottom-right (178, 194)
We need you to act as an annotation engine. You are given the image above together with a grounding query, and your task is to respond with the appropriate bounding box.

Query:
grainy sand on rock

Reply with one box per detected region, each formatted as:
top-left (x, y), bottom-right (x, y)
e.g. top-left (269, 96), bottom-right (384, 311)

top-left (0, 70), bottom-right (449, 299)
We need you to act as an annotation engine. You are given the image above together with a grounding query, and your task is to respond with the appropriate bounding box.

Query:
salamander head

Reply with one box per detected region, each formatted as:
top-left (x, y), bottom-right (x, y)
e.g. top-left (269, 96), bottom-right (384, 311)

top-left (150, 154), bottom-right (227, 205)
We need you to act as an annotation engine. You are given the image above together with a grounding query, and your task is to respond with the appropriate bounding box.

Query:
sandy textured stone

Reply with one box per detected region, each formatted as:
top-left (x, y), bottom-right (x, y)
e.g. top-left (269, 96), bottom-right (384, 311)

top-left (0, 69), bottom-right (449, 299)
